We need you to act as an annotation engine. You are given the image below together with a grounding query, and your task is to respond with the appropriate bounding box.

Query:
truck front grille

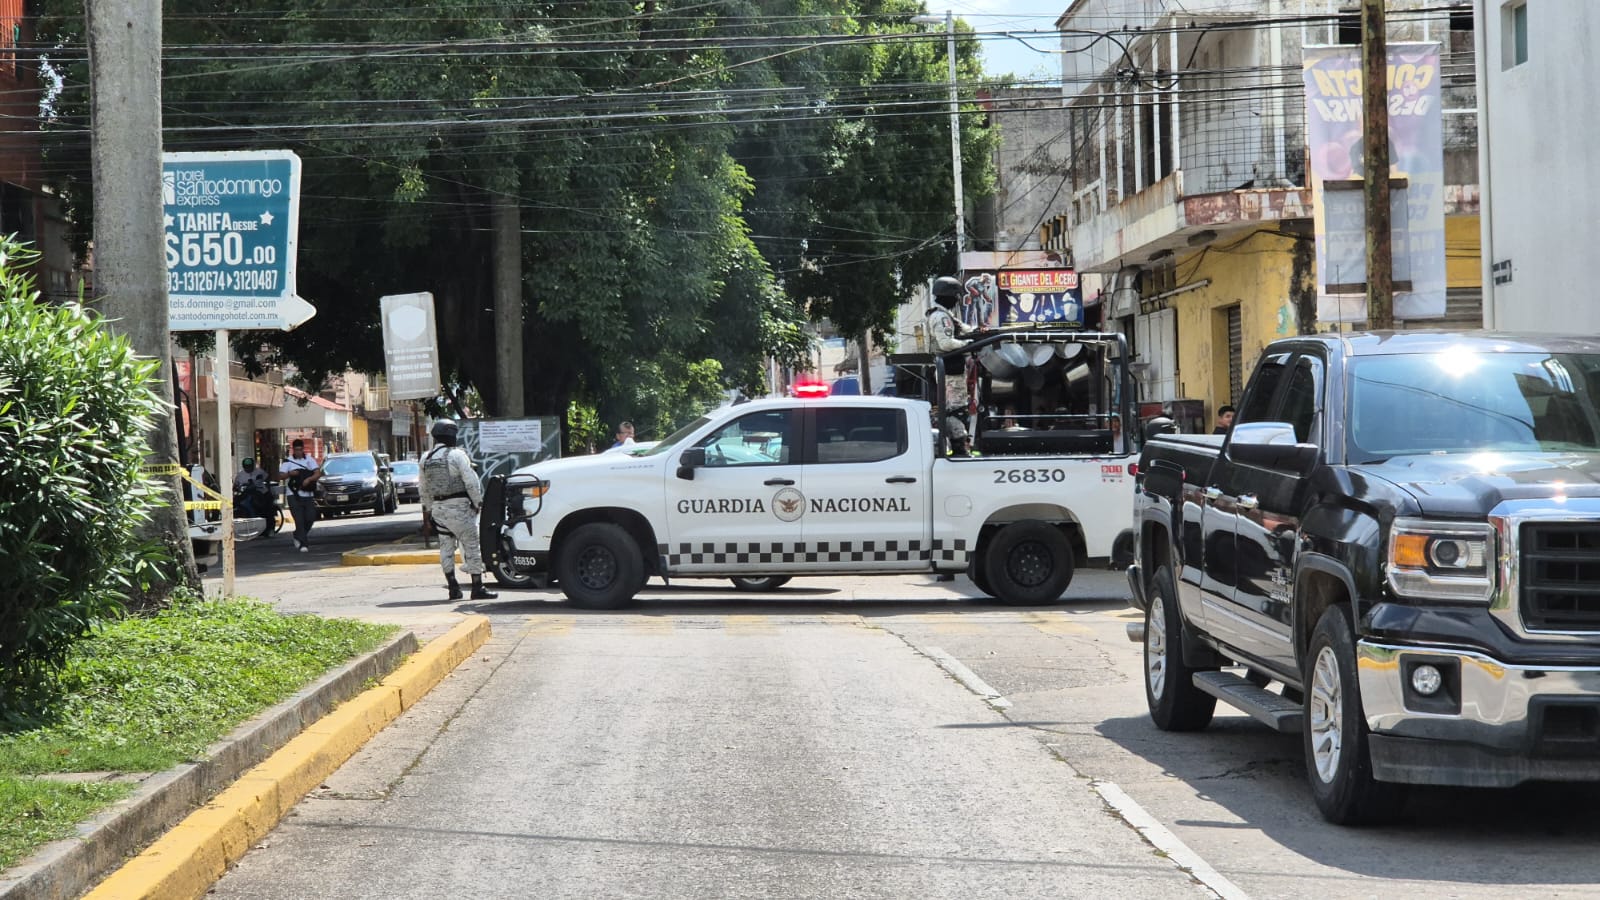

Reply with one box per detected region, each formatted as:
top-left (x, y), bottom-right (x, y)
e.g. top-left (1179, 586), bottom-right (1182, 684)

top-left (1522, 523), bottom-right (1600, 631)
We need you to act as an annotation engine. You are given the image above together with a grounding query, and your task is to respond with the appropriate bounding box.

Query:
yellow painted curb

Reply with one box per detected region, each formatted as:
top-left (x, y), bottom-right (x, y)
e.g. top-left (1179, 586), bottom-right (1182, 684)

top-left (341, 543), bottom-right (462, 566)
top-left (83, 616), bottom-right (493, 900)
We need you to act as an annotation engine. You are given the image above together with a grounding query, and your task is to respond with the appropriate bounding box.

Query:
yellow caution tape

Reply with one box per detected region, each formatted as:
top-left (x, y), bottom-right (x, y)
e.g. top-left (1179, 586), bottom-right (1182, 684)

top-left (154, 462), bottom-right (231, 507)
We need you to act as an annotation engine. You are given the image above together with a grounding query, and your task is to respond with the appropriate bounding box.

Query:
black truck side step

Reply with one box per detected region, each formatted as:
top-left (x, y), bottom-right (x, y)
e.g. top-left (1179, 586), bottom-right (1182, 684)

top-left (1193, 671), bottom-right (1304, 734)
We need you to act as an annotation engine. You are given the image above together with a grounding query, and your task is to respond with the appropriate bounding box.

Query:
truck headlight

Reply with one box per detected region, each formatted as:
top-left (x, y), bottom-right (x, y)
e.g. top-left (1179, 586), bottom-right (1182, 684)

top-left (508, 479), bottom-right (549, 519)
top-left (1386, 518), bottom-right (1495, 603)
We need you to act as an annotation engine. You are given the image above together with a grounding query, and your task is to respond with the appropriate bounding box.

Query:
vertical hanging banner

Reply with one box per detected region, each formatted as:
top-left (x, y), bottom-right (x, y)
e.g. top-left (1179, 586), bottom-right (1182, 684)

top-left (163, 150), bottom-right (313, 331)
top-left (1303, 43), bottom-right (1445, 322)
top-left (380, 292), bottom-right (442, 401)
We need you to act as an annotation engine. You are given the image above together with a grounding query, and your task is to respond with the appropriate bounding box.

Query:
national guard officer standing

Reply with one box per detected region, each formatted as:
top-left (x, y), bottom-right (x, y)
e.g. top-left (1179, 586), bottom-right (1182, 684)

top-left (420, 419), bottom-right (497, 601)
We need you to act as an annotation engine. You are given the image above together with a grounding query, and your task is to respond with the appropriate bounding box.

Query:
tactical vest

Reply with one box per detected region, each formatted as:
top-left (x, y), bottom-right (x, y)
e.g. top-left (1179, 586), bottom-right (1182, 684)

top-left (422, 446), bottom-right (469, 500)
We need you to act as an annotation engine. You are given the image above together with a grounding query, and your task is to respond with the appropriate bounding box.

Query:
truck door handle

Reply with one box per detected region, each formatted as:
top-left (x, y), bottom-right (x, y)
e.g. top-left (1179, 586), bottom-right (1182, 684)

top-left (764, 478), bottom-right (796, 486)
top-left (1237, 494), bottom-right (1259, 511)
top-left (886, 476), bottom-right (917, 484)
top-left (1204, 487), bottom-right (1223, 501)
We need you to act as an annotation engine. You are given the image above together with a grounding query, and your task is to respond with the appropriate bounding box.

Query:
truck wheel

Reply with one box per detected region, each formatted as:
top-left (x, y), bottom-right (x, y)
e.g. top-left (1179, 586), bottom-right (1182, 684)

top-left (1304, 604), bottom-right (1404, 825)
top-left (730, 576), bottom-right (791, 592)
top-left (556, 523), bottom-right (644, 609)
top-left (984, 521), bottom-right (1074, 605)
top-left (1145, 565), bottom-right (1217, 731)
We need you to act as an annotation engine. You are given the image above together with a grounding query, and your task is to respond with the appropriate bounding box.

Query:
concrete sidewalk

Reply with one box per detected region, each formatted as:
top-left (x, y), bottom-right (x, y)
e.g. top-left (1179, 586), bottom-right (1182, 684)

top-left (0, 616), bottom-right (490, 900)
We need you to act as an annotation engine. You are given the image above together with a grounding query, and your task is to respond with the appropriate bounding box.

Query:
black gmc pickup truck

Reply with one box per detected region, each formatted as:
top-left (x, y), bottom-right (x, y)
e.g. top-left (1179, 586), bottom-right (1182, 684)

top-left (1129, 331), bottom-right (1600, 824)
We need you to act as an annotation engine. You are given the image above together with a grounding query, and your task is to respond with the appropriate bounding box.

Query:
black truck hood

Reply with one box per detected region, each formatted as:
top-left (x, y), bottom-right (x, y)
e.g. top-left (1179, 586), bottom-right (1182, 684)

top-left (1362, 452), bottom-right (1600, 517)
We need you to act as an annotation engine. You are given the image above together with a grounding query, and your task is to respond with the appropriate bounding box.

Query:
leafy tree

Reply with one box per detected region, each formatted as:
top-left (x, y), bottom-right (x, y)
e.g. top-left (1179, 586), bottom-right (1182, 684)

top-left (0, 242), bottom-right (170, 718)
top-left (35, 0), bottom-right (993, 436)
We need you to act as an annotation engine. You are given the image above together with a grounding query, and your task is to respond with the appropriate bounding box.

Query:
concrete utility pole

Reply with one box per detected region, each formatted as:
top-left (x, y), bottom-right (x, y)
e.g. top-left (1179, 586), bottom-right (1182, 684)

top-left (492, 192), bottom-right (524, 417)
top-left (1361, 0), bottom-right (1394, 328)
top-left (86, 0), bottom-right (199, 593)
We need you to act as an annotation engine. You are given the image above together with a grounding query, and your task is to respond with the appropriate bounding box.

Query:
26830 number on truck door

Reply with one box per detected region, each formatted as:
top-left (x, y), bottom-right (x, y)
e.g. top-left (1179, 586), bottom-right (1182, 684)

top-left (482, 395), bottom-right (1135, 608)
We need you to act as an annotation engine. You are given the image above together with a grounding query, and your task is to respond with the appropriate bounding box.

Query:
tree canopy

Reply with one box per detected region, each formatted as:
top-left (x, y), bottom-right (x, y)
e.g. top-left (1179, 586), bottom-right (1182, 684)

top-left (37, 0), bottom-right (994, 439)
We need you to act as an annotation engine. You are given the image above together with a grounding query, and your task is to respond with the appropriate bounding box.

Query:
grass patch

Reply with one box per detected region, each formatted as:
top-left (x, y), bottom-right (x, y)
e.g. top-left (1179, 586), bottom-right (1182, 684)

top-left (0, 596), bottom-right (396, 872)
top-left (0, 595), bottom-right (397, 776)
top-left (0, 777), bottom-right (133, 870)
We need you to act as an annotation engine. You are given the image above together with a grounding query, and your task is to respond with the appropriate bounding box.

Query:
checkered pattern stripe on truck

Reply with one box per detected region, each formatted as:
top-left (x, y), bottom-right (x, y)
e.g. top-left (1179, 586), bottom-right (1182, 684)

top-left (657, 539), bottom-right (969, 568)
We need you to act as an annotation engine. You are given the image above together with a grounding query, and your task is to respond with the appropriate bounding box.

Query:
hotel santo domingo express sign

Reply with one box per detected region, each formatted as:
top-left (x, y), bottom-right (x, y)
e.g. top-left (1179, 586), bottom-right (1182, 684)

top-left (162, 150), bottom-right (309, 332)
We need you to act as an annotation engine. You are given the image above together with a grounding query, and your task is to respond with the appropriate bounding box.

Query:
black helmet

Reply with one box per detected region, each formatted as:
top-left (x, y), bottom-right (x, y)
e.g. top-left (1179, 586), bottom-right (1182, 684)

top-left (1144, 416), bottom-right (1178, 439)
top-left (431, 418), bottom-right (459, 442)
top-left (241, 457), bottom-right (254, 467)
top-left (932, 276), bottom-right (963, 307)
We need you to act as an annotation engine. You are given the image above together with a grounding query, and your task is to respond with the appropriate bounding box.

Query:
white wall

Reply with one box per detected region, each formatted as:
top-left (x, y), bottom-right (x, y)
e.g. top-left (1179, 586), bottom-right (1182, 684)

top-left (1479, 0), bottom-right (1600, 331)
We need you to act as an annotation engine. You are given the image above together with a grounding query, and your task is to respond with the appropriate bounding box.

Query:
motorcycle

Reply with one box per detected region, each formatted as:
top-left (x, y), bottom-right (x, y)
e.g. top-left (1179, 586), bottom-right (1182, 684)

top-left (233, 479), bottom-right (282, 537)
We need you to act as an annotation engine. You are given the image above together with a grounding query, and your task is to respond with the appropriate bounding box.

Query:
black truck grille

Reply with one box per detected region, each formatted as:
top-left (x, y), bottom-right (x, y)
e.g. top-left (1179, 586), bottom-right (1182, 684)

top-left (1522, 523), bottom-right (1600, 631)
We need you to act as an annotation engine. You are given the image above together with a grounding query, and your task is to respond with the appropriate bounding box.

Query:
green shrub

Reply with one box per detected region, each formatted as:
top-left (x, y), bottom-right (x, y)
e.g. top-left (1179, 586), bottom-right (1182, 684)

top-left (0, 240), bottom-right (169, 716)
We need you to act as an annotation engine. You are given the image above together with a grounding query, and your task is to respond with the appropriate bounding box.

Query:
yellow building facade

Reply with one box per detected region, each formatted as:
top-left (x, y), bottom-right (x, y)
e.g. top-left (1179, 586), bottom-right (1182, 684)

top-left (1167, 216), bottom-right (1482, 422)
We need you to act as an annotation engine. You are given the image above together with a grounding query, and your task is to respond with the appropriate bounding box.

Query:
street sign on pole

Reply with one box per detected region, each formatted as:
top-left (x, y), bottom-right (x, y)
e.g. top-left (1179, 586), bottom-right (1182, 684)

top-left (163, 149), bottom-right (315, 332)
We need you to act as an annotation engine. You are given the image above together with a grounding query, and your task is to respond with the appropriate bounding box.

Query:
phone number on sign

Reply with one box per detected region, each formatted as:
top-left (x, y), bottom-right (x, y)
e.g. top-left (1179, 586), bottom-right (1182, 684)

top-left (167, 270), bottom-right (280, 293)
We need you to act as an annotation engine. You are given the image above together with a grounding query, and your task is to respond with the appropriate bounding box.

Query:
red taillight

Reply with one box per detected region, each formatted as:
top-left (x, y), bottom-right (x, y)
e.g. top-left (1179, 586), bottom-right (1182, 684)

top-left (1128, 463), bottom-right (1139, 477)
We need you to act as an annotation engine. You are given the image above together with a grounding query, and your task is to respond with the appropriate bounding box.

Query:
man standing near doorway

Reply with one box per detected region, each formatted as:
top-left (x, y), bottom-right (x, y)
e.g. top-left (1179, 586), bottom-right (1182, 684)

top-left (1213, 405), bottom-right (1236, 435)
top-left (279, 439), bottom-right (323, 552)
top-left (420, 419), bottom-right (497, 601)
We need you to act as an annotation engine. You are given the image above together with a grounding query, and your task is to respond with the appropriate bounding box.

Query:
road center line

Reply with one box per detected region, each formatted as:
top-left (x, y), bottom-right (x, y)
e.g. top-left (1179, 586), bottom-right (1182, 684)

top-left (925, 645), bottom-right (1013, 709)
top-left (1090, 779), bottom-right (1251, 900)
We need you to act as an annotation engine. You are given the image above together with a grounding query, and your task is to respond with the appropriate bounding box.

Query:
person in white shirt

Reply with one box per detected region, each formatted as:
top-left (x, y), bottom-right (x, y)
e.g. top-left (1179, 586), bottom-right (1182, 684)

top-left (278, 440), bottom-right (322, 552)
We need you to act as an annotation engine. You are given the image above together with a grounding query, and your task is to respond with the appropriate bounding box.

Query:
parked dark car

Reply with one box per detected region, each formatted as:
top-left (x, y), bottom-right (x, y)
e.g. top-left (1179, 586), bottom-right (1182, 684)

top-left (315, 451), bottom-right (397, 516)
top-left (391, 459), bottom-right (421, 503)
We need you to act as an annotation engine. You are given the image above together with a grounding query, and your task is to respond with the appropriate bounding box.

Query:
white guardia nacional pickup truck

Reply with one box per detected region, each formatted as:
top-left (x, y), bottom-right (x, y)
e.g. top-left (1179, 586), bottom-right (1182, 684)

top-left (483, 332), bottom-right (1139, 608)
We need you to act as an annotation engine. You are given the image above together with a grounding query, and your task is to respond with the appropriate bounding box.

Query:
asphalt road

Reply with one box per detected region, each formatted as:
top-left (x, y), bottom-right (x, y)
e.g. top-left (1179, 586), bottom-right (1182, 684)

top-left (202, 521), bottom-right (1600, 899)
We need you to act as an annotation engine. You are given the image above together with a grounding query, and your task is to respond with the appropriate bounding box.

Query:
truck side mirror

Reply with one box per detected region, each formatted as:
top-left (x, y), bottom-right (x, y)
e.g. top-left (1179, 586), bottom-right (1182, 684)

top-left (1227, 421), bottom-right (1318, 473)
top-left (677, 446), bottom-right (706, 480)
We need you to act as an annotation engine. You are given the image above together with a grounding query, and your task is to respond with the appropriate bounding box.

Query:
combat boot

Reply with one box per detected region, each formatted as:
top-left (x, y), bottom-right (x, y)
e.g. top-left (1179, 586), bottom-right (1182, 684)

top-left (446, 573), bottom-right (463, 601)
top-left (470, 575), bottom-right (498, 600)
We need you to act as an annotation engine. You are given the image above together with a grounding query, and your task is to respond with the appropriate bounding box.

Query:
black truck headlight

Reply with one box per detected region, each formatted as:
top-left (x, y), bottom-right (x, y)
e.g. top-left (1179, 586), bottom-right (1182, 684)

top-left (1386, 518), bottom-right (1495, 603)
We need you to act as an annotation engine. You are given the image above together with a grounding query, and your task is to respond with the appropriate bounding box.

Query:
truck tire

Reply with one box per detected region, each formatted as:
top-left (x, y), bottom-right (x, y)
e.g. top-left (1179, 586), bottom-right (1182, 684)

top-left (984, 521), bottom-right (1074, 605)
top-left (1144, 565), bottom-right (1217, 731)
top-left (556, 523), bottom-right (644, 609)
top-left (1304, 604), bottom-right (1404, 825)
top-left (730, 576), bottom-right (791, 592)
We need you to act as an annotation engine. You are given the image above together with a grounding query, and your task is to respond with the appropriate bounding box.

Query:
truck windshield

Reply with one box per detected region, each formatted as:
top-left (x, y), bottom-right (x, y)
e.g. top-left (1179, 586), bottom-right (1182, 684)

top-left (1348, 351), bottom-right (1600, 460)
top-left (636, 416), bottom-right (711, 457)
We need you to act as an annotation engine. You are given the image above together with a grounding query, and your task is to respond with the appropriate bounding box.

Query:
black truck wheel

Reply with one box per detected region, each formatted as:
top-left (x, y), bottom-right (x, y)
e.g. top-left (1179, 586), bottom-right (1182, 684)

top-left (556, 523), bottom-right (644, 609)
top-left (1144, 565), bottom-right (1217, 731)
top-left (1304, 604), bottom-right (1404, 825)
top-left (983, 521), bottom-right (1074, 605)
top-left (730, 576), bottom-right (791, 592)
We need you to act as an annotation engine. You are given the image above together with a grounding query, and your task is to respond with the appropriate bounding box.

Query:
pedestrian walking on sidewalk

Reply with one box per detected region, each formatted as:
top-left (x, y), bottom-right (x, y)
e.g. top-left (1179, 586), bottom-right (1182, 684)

top-left (420, 419), bottom-right (497, 601)
top-left (279, 439), bottom-right (323, 552)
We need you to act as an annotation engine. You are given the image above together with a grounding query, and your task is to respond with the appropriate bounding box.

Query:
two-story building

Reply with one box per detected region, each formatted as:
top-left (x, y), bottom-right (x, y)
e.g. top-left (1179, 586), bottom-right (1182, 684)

top-left (1053, 0), bottom-right (1482, 427)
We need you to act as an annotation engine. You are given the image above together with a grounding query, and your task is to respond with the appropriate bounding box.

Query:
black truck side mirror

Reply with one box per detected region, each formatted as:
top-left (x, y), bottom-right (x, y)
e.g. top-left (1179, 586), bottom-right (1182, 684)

top-left (1227, 421), bottom-right (1318, 473)
top-left (677, 447), bottom-right (706, 480)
